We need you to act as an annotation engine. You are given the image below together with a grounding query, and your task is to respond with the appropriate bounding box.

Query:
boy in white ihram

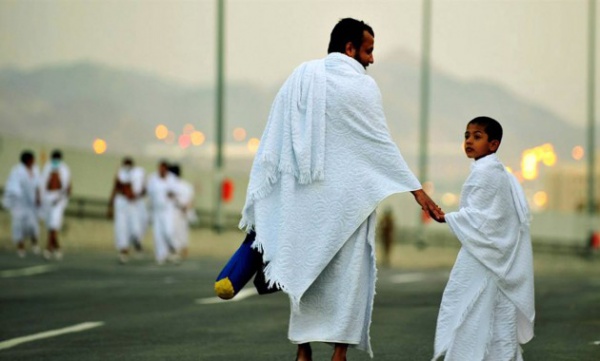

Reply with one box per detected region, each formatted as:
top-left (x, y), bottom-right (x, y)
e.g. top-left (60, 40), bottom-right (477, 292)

top-left (40, 149), bottom-right (71, 260)
top-left (2, 151), bottom-right (41, 258)
top-left (433, 116), bottom-right (535, 361)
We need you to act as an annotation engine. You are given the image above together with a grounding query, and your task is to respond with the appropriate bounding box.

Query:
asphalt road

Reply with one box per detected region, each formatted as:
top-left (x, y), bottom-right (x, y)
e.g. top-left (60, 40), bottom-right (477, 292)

top-left (1, 248), bottom-right (599, 361)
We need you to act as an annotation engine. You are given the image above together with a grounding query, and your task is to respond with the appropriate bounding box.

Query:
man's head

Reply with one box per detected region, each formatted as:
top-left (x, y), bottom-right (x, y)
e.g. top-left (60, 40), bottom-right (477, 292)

top-left (464, 116), bottom-right (503, 160)
top-left (50, 149), bottom-right (62, 168)
top-left (158, 160), bottom-right (169, 177)
top-left (51, 150), bottom-right (62, 160)
top-left (169, 163), bottom-right (181, 177)
top-left (122, 156), bottom-right (134, 169)
top-left (20, 150), bottom-right (35, 167)
top-left (328, 18), bottom-right (375, 68)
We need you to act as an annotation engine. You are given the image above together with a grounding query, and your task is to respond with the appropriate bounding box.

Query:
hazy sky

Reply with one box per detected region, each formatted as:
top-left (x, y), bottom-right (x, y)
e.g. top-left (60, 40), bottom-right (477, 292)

top-left (0, 0), bottom-right (598, 127)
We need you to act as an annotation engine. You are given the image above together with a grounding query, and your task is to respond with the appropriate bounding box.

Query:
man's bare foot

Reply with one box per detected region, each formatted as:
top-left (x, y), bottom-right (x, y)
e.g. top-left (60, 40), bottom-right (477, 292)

top-left (296, 343), bottom-right (312, 361)
top-left (332, 343), bottom-right (348, 361)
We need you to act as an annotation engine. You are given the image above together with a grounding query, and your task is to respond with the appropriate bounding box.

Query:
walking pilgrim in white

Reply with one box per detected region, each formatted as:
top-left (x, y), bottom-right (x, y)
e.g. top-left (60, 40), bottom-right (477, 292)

top-left (109, 157), bottom-right (146, 264)
top-left (2, 151), bottom-right (41, 258)
top-left (131, 164), bottom-right (148, 253)
top-left (146, 160), bottom-right (180, 265)
top-left (169, 164), bottom-right (196, 260)
top-left (239, 18), bottom-right (443, 361)
top-left (433, 117), bottom-right (535, 361)
top-left (39, 149), bottom-right (71, 260)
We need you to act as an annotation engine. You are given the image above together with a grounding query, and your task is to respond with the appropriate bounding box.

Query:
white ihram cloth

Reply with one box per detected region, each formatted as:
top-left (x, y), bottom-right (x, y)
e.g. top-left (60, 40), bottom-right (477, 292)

top-left (172, 178), bottom-right (194, 249)
top-left (40, 162), bottom-right (70, 230)
top-left (114, 166), bottom-right (146, 250)
top-left (147, 172), bottom-right (178, 262)
top-left (131, 167), bottom-right (149, 241)
top-left (2, 163), bottom-right (40, 242)
top-left (433, 154), bottom-right (535, 361)
top-left (240, 53), bottom-right (421, 356)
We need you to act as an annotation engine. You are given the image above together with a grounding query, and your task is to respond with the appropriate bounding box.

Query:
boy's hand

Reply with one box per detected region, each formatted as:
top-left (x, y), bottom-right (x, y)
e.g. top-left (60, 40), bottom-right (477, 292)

top-left (411, 189), bottom-right (445, 222)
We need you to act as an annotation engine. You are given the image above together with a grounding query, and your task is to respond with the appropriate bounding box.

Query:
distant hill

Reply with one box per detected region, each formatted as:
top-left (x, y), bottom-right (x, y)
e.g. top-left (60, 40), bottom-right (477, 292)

top-left (0, 51), bottom-right (589, 190)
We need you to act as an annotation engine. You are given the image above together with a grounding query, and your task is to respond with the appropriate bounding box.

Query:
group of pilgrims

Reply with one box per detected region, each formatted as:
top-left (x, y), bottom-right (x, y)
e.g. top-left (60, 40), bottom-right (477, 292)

top-left (108, 157), bottom-right (196, 265)
top-left (2, 150), bottom-right (71, 260)
top-left (2, 150), bottom-right (196, 265)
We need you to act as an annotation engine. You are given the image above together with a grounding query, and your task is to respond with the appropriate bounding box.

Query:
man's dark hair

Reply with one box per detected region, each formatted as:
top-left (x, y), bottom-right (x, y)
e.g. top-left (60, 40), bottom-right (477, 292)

top-left (327, 18), bottom-right (374, 54)
top-left (468, 116), bottom-right (503, 143)
top-left (169, 163), bottom-right (181, 177)
top-left (20, 150), bottom-right (34, 164)
top-left (122, 156), bottom-right (134, 166)
top-left (51, 149), bottom-right (62, 160)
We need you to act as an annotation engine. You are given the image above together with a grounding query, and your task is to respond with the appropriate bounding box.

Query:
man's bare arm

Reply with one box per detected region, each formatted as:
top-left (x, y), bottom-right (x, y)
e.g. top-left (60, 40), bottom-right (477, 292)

top-left (410, 189), bottom-right (445, 222)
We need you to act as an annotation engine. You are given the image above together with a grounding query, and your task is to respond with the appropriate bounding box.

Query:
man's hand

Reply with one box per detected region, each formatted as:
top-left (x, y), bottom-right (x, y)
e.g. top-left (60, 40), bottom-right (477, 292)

top-left (411, 189), bottom-right (445, 223)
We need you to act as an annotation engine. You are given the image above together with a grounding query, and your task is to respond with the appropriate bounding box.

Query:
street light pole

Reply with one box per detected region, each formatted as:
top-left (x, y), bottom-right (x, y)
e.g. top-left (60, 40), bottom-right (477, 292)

top-left (214, 0), bottom-right (226, 231)
top-left (419, 0), bottom-right (432, 188)
top-left (417, 0), bottom-right (432, 247)
top-left (587, 0), bottom-right (597, 216)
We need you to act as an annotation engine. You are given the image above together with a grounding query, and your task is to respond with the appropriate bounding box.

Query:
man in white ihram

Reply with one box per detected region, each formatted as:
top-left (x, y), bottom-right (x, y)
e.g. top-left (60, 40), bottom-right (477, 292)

top-left (146, 160), bottom-right (180, 265)
top-left (39, 149), bottom-right (71, 260)
top-left (2, 150), bottom-right (41, 258)
top-left (108, 157), bottom-right (146, 264)
top-left (169, 163), bottom-right (196, 260)
top-left (240, 18), bottom-right (443, 361)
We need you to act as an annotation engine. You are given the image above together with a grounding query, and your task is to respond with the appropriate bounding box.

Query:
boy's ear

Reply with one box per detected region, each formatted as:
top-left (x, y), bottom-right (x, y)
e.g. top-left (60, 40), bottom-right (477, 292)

top-left (489, 139), bottom-right (500, 153)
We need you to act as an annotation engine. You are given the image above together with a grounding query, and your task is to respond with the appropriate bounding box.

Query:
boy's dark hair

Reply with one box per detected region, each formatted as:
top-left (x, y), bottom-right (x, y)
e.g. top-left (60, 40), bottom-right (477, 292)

top-left (20, 150), bottom-right (34, 164)
top-left (51, 149), bottom-right (62, 160)
top-left (327, 18), bottom-right (374, 54)
top-left (468, 116), bottom-right (503, 143)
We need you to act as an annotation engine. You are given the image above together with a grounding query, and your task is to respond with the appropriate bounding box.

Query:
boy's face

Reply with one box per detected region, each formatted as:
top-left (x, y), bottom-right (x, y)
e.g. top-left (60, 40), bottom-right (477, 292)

top-left (464, 123), bottom-right (500, 160)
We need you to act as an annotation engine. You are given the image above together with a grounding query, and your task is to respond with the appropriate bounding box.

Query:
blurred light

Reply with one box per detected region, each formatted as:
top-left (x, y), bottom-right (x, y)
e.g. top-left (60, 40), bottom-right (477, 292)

top-left (93, 138), bottom-right (107, 154)
top-left (572, 146), bottom-right (584, 161)
top-left (190, 131), bottom-right (205, 146)
top-left (247, 138), bottom-right (260, 153)
top-left (533, 191), bottom-right (548, 208)
top-left (513, 171), bottom-right (524, 183)
top-left (521, 151), bottom-right (538, 180)
top-left (155, 124), bottom-right (168, 140)
top-left (423, 181), bottom-right (435, 195)
top-left (520, 143), bottom-right (557, 180)
top-left (165, 131), bottom-right (175, 144)
top-left (542, 152), bottom-right (556, 166)
top-left (183, 123), bottom-right (195, 135)
top-left (178, 134), bottom-right (191, 149)
top-left (441, 192), bottom-right (458, 207)
top-left (233, 127), bottom-right (247, 142)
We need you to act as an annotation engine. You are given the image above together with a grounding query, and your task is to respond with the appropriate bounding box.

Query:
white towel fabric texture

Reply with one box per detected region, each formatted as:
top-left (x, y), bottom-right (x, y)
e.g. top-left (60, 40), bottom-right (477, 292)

top-left (240, 52), bottom-right (421, 356)
top-left (434, 153), bottom-right (535, 361)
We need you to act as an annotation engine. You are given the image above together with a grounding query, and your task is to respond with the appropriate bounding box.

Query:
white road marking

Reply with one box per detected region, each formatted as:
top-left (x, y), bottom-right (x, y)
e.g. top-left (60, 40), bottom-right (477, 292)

top-left (590, 341), bottom-right (600, 346)
top-left (390, 273), bottom-right (427, 284)
top-left (0, 322), bottom-right (104, 351)
top-left (0, 265), bottom-right (55, 278)
top-left (196, 288), bottom-right (259, 305)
